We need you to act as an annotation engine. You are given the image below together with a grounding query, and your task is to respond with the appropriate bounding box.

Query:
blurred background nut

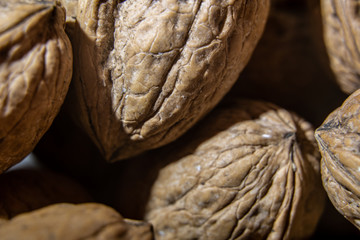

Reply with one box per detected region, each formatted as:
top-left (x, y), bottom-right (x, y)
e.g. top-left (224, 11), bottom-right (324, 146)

top-left (70, 0), bottom-right (270, 162)
top-left (0, 203), bottom-right (154, 240)
top-left (315, 88), bottom-right (360, 230)
top-left (229, 0), bottom-right (346, 127)
top-left (144, 99), bottom-right (325, 240)
top-left (321, 0), bottom-right (360, 94)
top-left (0, 0), bottom-right (73, 173)
top-left (0, 169), bottom-right (92, 219)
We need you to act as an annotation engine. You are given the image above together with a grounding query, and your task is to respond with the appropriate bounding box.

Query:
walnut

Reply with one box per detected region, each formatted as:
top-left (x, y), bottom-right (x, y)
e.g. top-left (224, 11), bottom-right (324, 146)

top-left (0, 169), bottom-right (92, 219)
top-left (321, 0), bottom-right (360, 94)
top-left (70, 0), bottom-right (270, 161)
top-left (315, 88), bottom-right (360, 230)
top-left (144, 100), bottom-right (325, 240)
top-left (0, 0), bottom-right (73, 173)
top-left (0, 203), bottom-right (154, 240)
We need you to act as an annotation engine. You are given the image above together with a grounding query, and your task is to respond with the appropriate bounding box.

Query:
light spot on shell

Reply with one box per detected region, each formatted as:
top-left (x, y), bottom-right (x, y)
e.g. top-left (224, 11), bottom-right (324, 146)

top-left (262, 134), bottom-right (271, 138)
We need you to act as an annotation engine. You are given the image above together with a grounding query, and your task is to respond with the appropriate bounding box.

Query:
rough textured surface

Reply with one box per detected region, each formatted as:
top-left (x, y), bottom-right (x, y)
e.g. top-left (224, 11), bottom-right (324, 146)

top-left (315, 89), bottom-right (360, 230)
top-left (71, 0), bottom-right (270, 161)
top-left (0, 0), bottom-right (73, 173)
top-left (221, 1), bottom-right (355, 236)
top-left (321, 0), bottom-right (360, 94)
top-left (144, 99), bottom-right (325, 240)
top-left (0, 203), bottom-right (154, 240)
top-left (0, 169), bottom-right (92, 219)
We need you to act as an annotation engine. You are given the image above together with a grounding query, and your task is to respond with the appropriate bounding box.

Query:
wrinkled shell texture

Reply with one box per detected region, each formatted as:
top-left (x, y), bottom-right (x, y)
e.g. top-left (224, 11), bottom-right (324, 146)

top-left (145, 100), bottom-right (324, 240)
top-left (315, 89), bottom-right (360, 230)
top-left (321, 0), bottom-right (360, 94)
top-left (72, 0), bottom-right (270, 161)
top-left (0, 169), bottom-right (92, 219)
top-left (0, 0), bottom-right (72, 173)
top-left (0, 203), bottom-right (153, 240)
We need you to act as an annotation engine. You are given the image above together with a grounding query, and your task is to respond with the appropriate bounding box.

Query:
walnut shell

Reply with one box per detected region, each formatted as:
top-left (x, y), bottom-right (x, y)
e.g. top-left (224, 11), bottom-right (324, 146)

top-left (0, 203), bottom-right (153, 240)
top-left (0, 169), bottom-right (92, 219)
top-left (71, 0), bottom-right (270, 161)
top-left (321, 0), bottom-right (360, 94)
top-left (144, 100), bottom-right (325, 240)
top-left (0, 0), bottom-right (73, 173)
top-left (315, 88), bottom-right (360, 230)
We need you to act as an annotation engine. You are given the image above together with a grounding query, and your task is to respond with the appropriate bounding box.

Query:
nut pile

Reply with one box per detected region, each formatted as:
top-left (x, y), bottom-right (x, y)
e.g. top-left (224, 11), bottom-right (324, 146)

top-left (1, 0), bottom-right (360, 239)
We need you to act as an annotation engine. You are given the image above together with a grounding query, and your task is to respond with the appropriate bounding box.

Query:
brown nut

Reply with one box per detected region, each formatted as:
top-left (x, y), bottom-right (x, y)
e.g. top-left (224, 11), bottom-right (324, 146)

top-left (144, 99), bottom-right (325, 240)
top-left (0, 0), bottom-right (72, 173)
top-left (70, 0), bottom-right (270, 161)
top-left (0, 203), bottom-right (153, 240)
top-left (0, 169), bottom-right (92, 219)
top-left (315, 88), bottom-right (360, 230)
top-left (321, 0), bottom-right (360, 94)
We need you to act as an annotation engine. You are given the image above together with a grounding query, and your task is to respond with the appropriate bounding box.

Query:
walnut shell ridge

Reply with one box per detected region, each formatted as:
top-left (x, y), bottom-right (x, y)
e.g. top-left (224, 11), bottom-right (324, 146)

top-left (0, 203), bottom-right (153, 240)
top-left (315, 89), bottom-right (360, 230)
top-left (145, 100), bottom-right (325, 240)
top-left (321, 0), bottom-right (360, 94)
top-left (71, 0), bottom-right (270, 161)
top-left (0, 0), bottom-right (73, 173)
